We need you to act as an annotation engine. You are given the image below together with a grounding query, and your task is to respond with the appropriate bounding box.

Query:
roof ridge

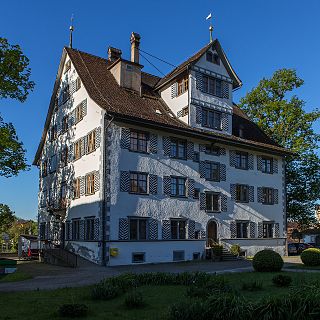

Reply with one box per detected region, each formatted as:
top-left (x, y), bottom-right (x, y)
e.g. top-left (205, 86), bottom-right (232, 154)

top-left (65, 46), bottom-right (108, 63)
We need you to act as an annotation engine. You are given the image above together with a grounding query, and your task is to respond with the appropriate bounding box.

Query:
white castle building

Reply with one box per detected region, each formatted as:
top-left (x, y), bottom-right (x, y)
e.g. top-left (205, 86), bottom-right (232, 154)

top-left (34, 32), bottom-right (289, 266)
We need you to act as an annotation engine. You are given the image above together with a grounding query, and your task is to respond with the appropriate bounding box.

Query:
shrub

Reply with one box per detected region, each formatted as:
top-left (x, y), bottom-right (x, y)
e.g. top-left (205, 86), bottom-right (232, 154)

top-left (254, 296), bottom-right (288, 320)
top-left (58, 304), bottom-right (88, 318)
top-left (241, 280), bottom-right (263, 291)
top-left (230, 244), bottom-right (241, 256)
top-left (211, 244), bottom-right (223, 256)
top-left (252, 250), bottom-right (283, 272)
top-left (124, 290), bottom-right (146, 309)
top-left (272, 274), bottom-right (292, 287)
top-left (167, 300), bottom-right (208, 320)
top-left (91, 283), bottom-right (121, 300)
top-left (301, 248), bottom-right (320, 266)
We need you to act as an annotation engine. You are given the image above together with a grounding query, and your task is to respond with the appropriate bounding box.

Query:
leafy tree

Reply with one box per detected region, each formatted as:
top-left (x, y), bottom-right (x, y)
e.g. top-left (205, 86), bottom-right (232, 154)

top-left (239, 69), bottom-right (320, 228)
top-left (0, 203), bottom-right (16, 233)
top-left (0, 37), bottom-right (34, 177)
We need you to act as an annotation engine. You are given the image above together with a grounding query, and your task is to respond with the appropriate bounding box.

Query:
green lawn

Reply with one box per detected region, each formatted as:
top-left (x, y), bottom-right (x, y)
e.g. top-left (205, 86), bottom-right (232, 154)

top-left (1, 271), bottom-right (320, 320)
top-left (0, 270), bottom-right (32, 283)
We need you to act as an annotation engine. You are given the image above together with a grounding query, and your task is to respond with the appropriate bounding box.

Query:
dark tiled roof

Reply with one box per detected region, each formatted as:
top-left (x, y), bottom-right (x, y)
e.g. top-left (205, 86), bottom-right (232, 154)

top-left (33, 47), bottom-right (289, 165)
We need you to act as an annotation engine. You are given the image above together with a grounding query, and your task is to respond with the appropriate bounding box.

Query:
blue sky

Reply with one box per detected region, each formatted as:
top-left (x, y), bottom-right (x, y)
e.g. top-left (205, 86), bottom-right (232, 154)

top-left (0, 0), bottom-right (319, 220)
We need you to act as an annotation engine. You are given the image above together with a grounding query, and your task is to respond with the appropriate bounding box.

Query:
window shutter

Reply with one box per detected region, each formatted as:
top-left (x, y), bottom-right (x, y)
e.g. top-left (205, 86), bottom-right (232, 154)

top-left (188, 219), bottom-right (195, 239)
top-left (272, 159), bottom-right (278, 174)
top-left (274, 223), bottom-right (280, 238)
top-left (80, 177), bottom-right (85, 196)
top-left (220, 164), bottom-right (226, 181)
top-left (221, 193), bottom-right (227, 212)
top-left (222, 81), bottom-right (229, 99)
top-left (199, 144), bottom-right (206, 152)
top-left (149, 218), bottom-right (158, 240)
top-left (221, 113), bottom-right (229, 131)
top-left (196, 107), bottom-right (202, 124)
top-left (163, 176), bottom-right (171, 195)
top-left (258, 222), bottom-right (263, 238)
top-left (257, 156), bottom-right (262, 171)
top-left (95, 127), bottom-right (101, 149)
top-left (83, 136), bottom-right (88, 155)
top-left (80, 137), bottom-right (86, 157)
top-left (66, 221), bottom-right (71, 240)
top-left (248, 154), bottom-right (254, 170)
top-left (119, 218), bottom-right (129, 240)
top-left (219, 148), bottom-right (226, 156)
top-left (200, 192), bottom-right (206, 210)
top-left (257, 187), bottom-right (263, 203)
top-left (162, 220), bottom-right (171, 240)
top-left (250, 222), bottom-right (256, 238)
top-left (195, 72), bottom-right (203, 91)
top-left (187, 141), bottom-right (194, 160)
top-left (162, 136), bottom-right (171, 156)
top-left (70, 80), bottom-right (76, 94)
top-left (149, 134), bottom-right (158, 154)
top-left (68, 143), bottom-right (74, 162)
top-left (249, 186), bottom-right (254, 202)
top-left (187, 179), bottom-right (195, 198)
top-left (273, 189), bottom-right (279, 204)
top-left (81, 99), bottom-right (87, 118)
top-left (230, 184), bottom-right (236, 201)
top-left (94, 171), bottom-right (100, 192)
top-left (149, 174), bottom-right (158, 195)
top-left (120, 128), bottom-right (131, 149)
top-left (171, 82), bottom-right (177, 98)
top-left (199, 161), bottom-right (206, 178)
top-left (94, 218), bottom-right (99, 241)
top-left (69, 110), bottom-right (75, 127)
top-left (229, 151), bottom-right (236, 167)
top-left (230, 221), bottom-right (236, 238)
top-left (79, 220), bottom-right (85, 241)
top-left (120, 171), bottom-right (130, 192)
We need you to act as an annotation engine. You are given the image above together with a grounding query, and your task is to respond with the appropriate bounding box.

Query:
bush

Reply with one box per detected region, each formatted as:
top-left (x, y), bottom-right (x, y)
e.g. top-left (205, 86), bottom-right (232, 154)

top-left (167, 300), bottom-right (208, 320)
top-left (211, 244), bottom-right (223, 256)
top-left (252, 250), bottom-right (283, 272)
top-left (301, 248), bottom-right (320, 266)
top-left (91, 283), bottom-right (121, 300)
top-left (272, 274), bottom-right (292, 287)
top-left (58, 304), bottom-right (88, 318)
top-left (230, 244), bottom-right (241, 256)
top-left (124, 290), bottom-right (146, 309)
top-left (241, 280), bottom-right (263, 291)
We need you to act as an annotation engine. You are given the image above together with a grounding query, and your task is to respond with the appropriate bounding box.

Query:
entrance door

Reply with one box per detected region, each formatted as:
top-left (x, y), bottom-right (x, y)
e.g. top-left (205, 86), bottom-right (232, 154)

top-left (207, 220), bottom-right (218, 247)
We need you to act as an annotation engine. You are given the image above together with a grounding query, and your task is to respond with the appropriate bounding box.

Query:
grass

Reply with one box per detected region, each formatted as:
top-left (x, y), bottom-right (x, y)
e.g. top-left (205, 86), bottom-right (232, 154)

top-left (286, 264), bottom-right (320, 270)
top-left (0, 270), bottom-right (32, 283)
top-left (1, 271), bottom-right (320, 319)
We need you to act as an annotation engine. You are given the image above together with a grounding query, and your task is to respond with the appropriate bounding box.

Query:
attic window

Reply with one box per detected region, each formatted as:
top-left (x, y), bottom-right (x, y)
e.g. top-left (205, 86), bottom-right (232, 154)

top-left (177, 76), bottom-right (188, 96)
top-left (64, 60), bottom-right (71, 73)
top-left (155, 109), bottom-right (162, 115)
top-left (206, 52), bottom-right (220, 65)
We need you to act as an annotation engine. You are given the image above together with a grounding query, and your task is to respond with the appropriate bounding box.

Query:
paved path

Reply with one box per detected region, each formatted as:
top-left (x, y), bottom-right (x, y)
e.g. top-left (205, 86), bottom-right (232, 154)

top-left (0, 259), bottom-right (252, 293)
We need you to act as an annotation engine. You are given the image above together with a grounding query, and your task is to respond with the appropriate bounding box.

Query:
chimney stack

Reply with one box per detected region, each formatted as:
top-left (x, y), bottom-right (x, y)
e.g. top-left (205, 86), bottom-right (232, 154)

top-left (130, 32), bottom-right (141, 64)
top-left (108, 47), bottom-right (122, 62)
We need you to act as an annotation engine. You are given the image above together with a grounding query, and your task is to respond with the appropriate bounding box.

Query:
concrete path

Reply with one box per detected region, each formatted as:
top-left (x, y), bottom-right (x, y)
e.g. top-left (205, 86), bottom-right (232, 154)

top-left (0, 259), bottom-right (252, 293)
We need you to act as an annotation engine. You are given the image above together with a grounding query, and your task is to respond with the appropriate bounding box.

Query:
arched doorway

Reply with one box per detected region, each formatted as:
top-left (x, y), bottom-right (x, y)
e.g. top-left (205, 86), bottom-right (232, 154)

top-left (207, 220), bottom-right (218, 247)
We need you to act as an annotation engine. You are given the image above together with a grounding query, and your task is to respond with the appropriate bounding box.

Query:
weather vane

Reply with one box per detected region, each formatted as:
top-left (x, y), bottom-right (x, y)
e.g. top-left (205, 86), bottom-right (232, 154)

top-left (206, 13), bottom-right (213, 43)
top-left (69, 14), bottom-right (74, 48)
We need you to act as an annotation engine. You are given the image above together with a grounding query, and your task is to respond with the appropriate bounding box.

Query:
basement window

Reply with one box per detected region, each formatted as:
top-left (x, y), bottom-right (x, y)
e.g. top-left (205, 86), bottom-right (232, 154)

top-left (173, 250), bottom-right (185, 261)
top-left (132, 252), bottom-right (145, 263)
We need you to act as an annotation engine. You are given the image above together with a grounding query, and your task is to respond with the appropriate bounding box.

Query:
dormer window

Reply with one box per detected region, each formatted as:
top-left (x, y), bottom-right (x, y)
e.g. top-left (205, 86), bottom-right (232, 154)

top-left (202, 108), bottom-right (221, 130)
top-left (206, 52), bottom-right (220, 65)
top-left (202, 75), bottom-right (222, 97)
top-left (177, 76), bottom-right (188, 96)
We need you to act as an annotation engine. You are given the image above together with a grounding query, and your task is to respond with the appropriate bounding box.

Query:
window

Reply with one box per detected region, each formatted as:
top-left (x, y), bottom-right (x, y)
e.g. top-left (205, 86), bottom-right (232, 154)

top-left (263, 222), bottom-right (274, 238)
top-left (50, 125), bottom-right (57, 141)
top-left (236, 221), bottom-right (249, 238)
top-left (75, 103), bottom-right (83, 123)
top-left (61, 85), bottom-right (70, 103)
top-left (132, 252), bottom-right (145, 263)
top-left (193, 151), bottom-right (200, 162)
top-left (202, 75), bottom-right (222, 97)
top-left (205, 144), bottom-right (220, 155)
top-left (205, 162), bottom-right (220, 181)
top-left (41, 190), bottom-right (47, 207)
top-left (48, 188), bottom-right (54, 206)
top-left (42, 160), bottom-right (48, 177)
top-left (74, 140), bottom-right (81, 160)
top-left (50, 155), bottom-right (57, 173)
top-left (206, 52), bottom-right (220, 65)
top-left (170, 177), bottom-right (186, 197)
top-left (64, 60), bottom-right (71, 73)
top-left (236, 184), bottom-right (249, 203)
top-left (130, 130), bottom-right (148, 153)
top-left (85, 173), bottom-right (95, 195)
top-left (85, 218), bottom-right (94, 240)
top-left (130, 172), bottom-right (148, 194)
top-left (177, 76), bottom-right (188, 96)
top-left (62, 116), bottom-right (68, 133)
top-left (60, 183), bottom-right (67, 208)
top-left (171, 220), bottom-right (186, 240)
top-left (87, 131), bottom-right (96, 153)
top-left (75, 77), bottom-right (81, 91)
top-left (235, 151), bottom-right (248, 169)
top-left (60, 147), bottom-right (68, 167)
top-left (129, 218), bottom-right (147, 240)
top-left (181, 106), bottom-right (189, 117)
top-left (262, 187), bottom-right (274, 205)
top-left (262, 157), bottom-right (273, 174)
top-left (202, 108), bottom-right (222, 130)
top-left (73, 178), bottom-right (80, 199)
top-left (194, 188), bottom-right (200, 199)
top-left (72, 220), bottom-right (80, 240)
top-left (40, 223), bottom-right (46, 240)
top-left (173, 250), bottom-right (185, 261)
top-left (206, 192), bottom-right (220, 212)
top-left (170, 138), bottom-right (186, 159)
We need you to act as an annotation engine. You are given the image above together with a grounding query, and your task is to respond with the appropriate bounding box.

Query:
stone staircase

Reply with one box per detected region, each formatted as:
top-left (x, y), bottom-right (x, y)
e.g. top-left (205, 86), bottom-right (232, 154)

top-left (221, 248), bottom-right (238, 261)
top-left (43, 248), bottom-right (78, 268)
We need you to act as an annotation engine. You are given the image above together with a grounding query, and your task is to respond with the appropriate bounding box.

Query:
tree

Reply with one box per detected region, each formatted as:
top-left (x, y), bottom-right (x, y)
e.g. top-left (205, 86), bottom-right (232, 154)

top-left (0, 203), bottom-right (16, 233)
top-left (239, 69), bottom-right (320, 228)
top-left (0, 37), bottom-right (34, 177)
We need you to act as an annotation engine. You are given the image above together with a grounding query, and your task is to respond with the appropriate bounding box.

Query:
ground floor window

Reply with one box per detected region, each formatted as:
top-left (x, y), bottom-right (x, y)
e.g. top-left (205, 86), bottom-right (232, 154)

top-left (206, 192), bottom-right (221, 212)
top-left (263, 222), bottom-right (274, 238)
top-left (236, 221), bottom-right (249, 238)
top-left (39, 223), bottom-right (46, 240)
top-left (129, 218), bottom-right (147, 240)
top-left (132, 252), bottom-right (145, 263)
top-left (171, 219), bottom-right (186, 239)
top-left (85, 218), bottom-right (95, 240)
top-left (72, 220), bottom-right (80, 240)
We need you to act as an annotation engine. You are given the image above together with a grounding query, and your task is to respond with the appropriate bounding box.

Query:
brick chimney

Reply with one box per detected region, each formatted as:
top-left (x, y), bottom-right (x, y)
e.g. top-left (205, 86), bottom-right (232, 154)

top-left (108, 47), bottom-right (122, 62)
top-left (130, 32), bottom-right (140, 64)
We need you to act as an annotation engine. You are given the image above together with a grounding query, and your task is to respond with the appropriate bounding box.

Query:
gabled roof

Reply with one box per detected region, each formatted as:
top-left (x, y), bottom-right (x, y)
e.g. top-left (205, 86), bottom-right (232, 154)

top-left (155, 39), bottom-right (242, 90)
top-left (33, 46), bottom-right (289, 165)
